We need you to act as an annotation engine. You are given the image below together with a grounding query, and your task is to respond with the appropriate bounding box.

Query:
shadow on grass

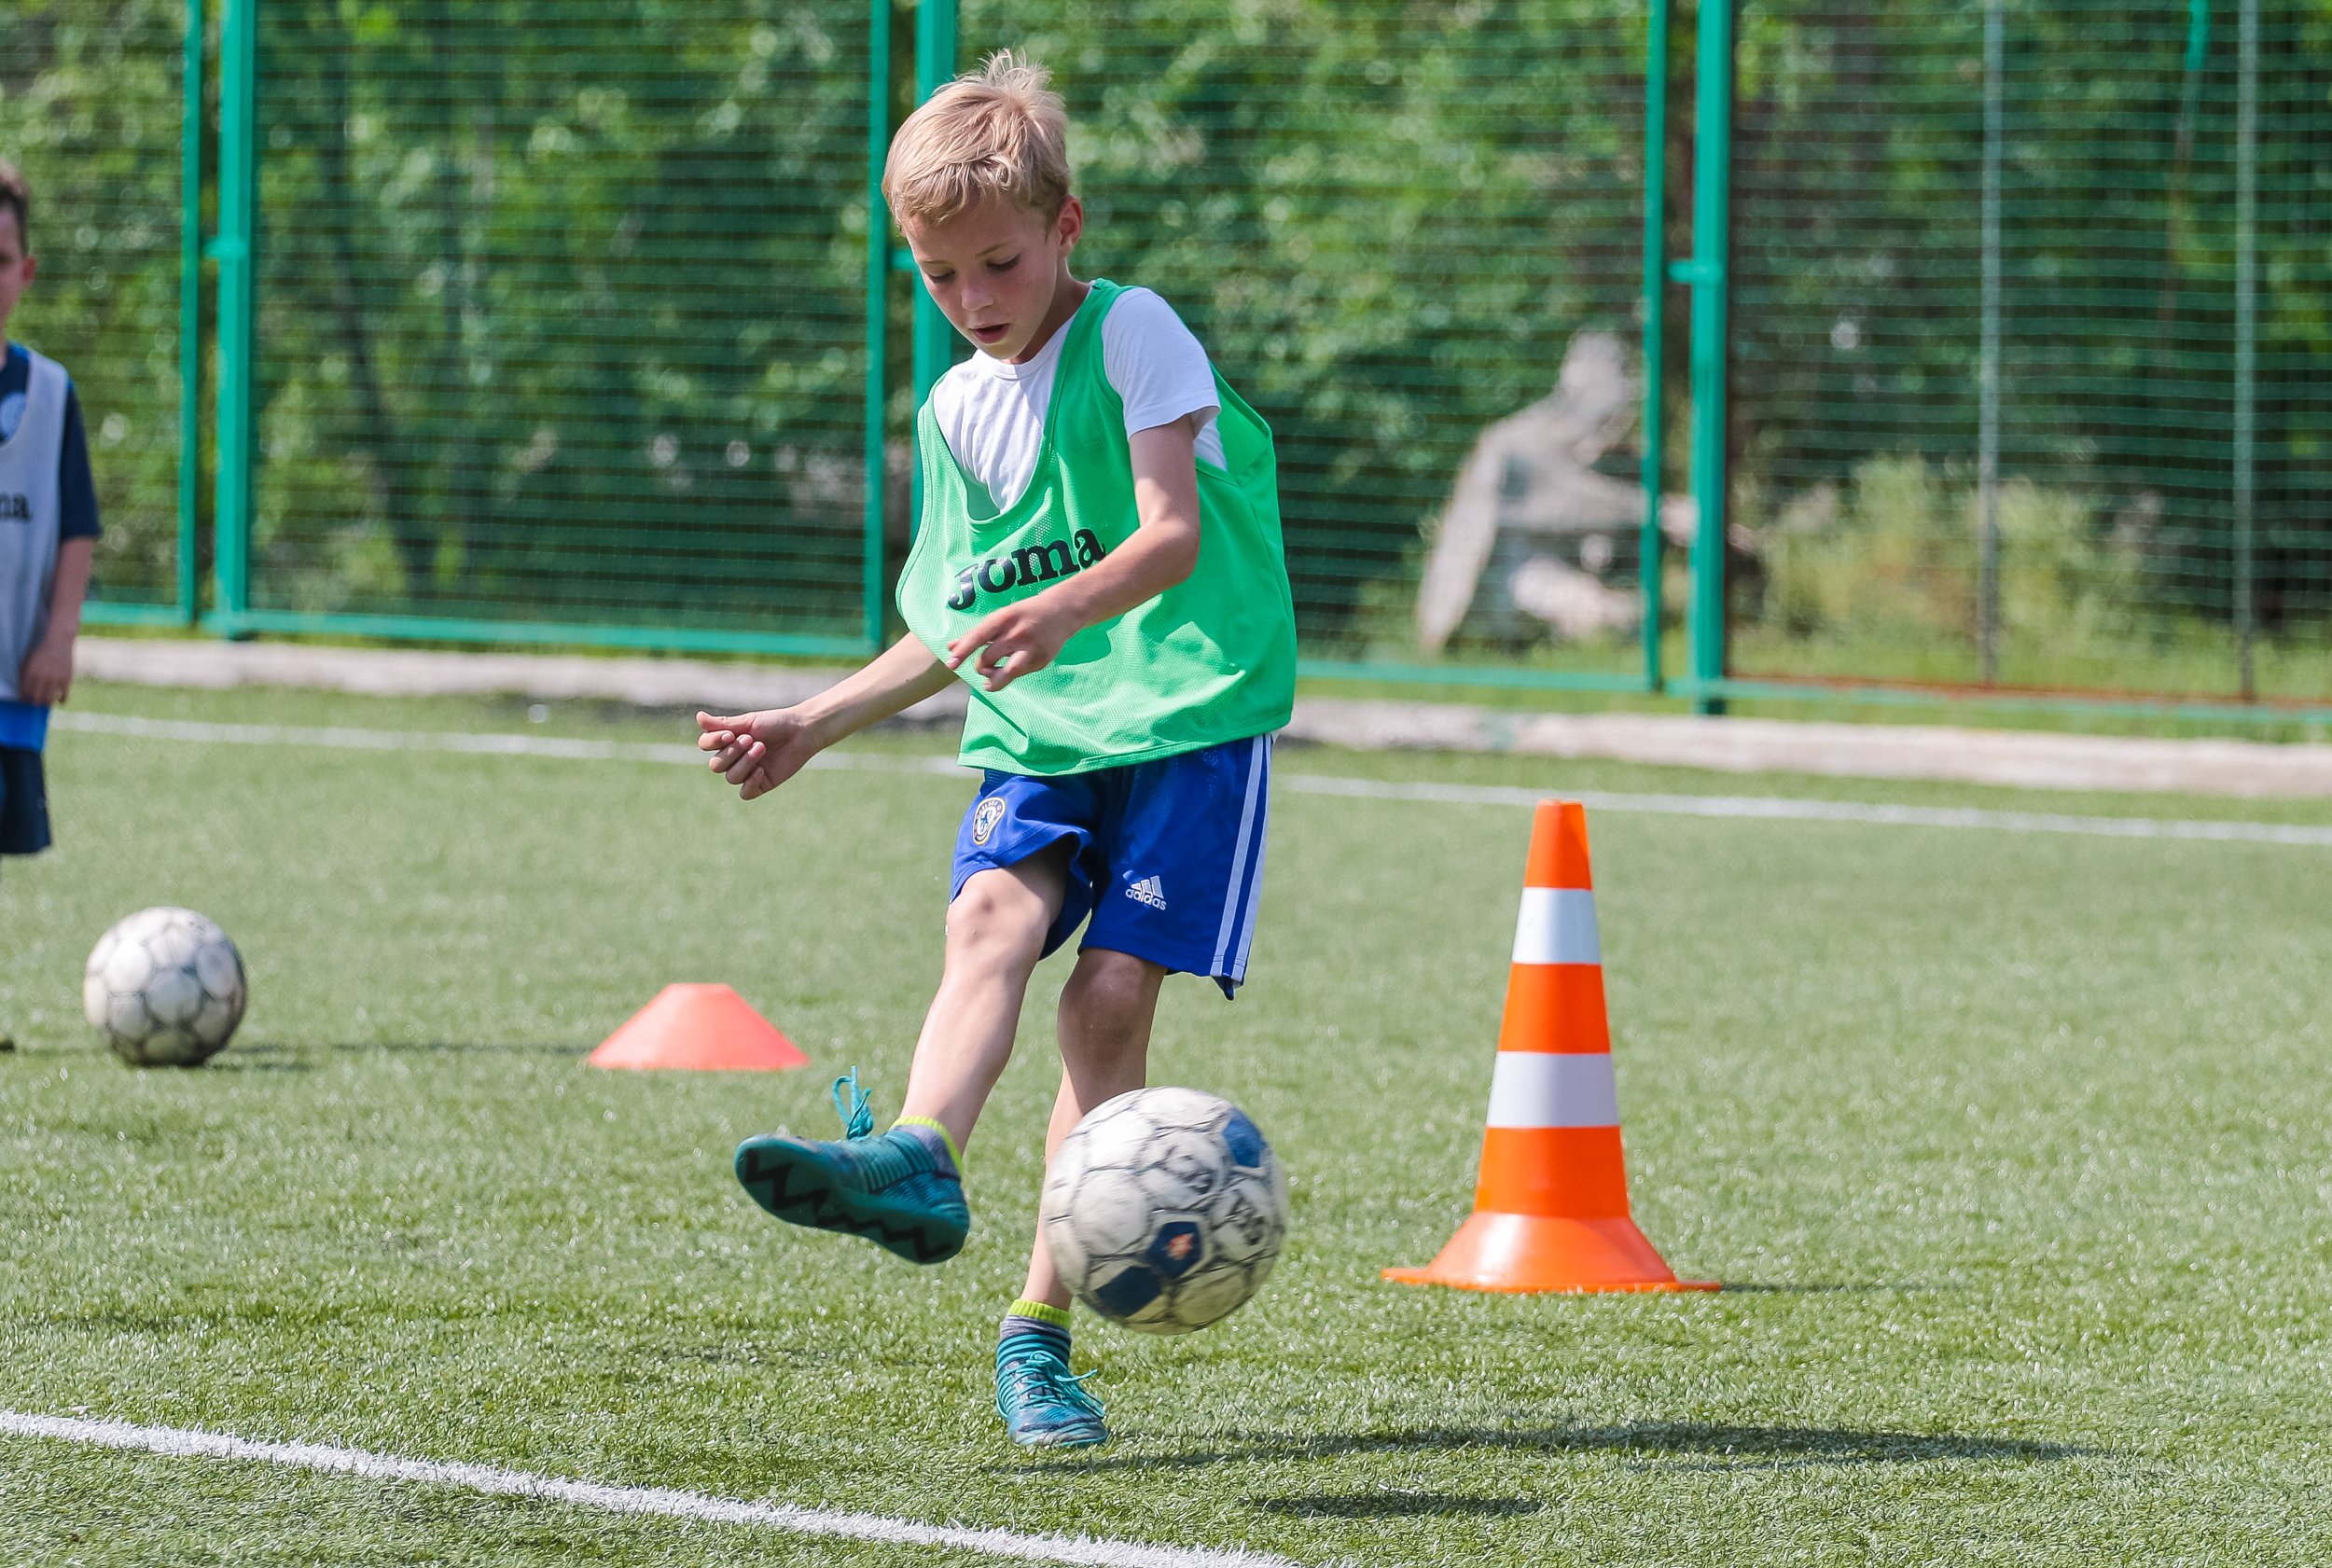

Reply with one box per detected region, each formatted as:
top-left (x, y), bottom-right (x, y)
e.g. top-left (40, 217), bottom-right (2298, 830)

top-left (204, 1043), bottom-right (310, 1073)
top-left (236, 1039), bottom-right (590, 1059)
top-left (1715, 1283), bottom-right (1963, 1294)
top-left (1250, 1491), bottom-right (1543, 1519)
top-left (1015, 1421), bottom-right (2092, 1475)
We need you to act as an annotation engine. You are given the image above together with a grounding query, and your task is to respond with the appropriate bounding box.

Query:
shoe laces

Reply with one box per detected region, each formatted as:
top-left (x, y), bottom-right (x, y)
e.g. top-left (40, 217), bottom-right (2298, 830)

top-left (998, 1340), bottom-right (1104, 1419)
top-left (830, 1066), bottom-right (874, 1140)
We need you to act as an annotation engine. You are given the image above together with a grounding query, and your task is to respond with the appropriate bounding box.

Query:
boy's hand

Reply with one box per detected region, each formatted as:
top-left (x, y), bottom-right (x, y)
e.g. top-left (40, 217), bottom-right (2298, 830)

top-left (947, 597), bottom-right (1080, 692)
top-left (695, 636), bottom-right (950, 797)
top-left (17, 632), bottom-right (74, 706)
top-left (937, 418), bottom-right (1203, 693)
top-left (696, 707), bottom-right (820, 801)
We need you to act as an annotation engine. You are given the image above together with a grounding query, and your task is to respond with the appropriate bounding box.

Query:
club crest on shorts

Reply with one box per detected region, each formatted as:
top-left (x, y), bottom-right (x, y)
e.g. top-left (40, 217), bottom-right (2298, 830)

top-left (971, 796), bottom-right (1007, 846)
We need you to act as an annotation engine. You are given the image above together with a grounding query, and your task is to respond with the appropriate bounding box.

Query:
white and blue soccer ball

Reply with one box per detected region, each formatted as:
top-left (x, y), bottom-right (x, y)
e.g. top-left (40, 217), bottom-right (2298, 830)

top-left (1041, 1086), bottom-right (1289, 1335)
top-left (82, 907), bottom-right (247, 1067)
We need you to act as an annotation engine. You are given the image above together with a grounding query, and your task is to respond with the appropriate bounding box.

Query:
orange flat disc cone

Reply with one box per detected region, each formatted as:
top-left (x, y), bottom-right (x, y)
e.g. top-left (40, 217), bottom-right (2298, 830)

top-left (1384, 1212), bottom-right (1719, 1295)
top-left (588, 984), bottom-right (809, 1072)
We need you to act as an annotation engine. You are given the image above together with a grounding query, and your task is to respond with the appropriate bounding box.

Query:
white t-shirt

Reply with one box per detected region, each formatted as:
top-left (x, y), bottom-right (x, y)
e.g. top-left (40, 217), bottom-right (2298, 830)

top-left (929, 285), bottom-right (1226, 511)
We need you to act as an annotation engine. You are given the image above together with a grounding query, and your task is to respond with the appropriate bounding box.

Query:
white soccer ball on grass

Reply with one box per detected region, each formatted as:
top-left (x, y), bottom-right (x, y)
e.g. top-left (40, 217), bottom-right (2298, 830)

top-left (82, 907), bottom-right (247, 1067)
top-left (1040, 1086), bottom-right (1289, 1334)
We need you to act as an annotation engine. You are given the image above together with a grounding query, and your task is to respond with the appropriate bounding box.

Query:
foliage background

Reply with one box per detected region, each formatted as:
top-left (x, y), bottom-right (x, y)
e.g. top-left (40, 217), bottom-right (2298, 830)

top-left (0, 0), bottom-right (185, 609)
top-left (1732, 0), bottom-right (2332, 696)
top-left (3, 0), bottom-right (2328, 697)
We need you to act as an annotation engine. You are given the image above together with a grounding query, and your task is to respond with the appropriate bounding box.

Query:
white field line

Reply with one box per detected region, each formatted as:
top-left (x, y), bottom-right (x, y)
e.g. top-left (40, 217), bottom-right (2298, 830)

top-left (52, 709), bottom-right (962, 773)
top-left (1283, 770), bottom-right (2332, 847)
top-left (0, 1408), bottom-right (1300, 1568)
top-left (54, 710), bottom-right (2332, 848)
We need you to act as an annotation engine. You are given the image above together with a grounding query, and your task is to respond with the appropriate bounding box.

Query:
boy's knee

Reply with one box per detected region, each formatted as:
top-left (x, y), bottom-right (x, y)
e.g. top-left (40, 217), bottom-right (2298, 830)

top-left (946, 873), bottom-right (1051, 969)
top-left (1062, 950), bottom-right (1163, 1042)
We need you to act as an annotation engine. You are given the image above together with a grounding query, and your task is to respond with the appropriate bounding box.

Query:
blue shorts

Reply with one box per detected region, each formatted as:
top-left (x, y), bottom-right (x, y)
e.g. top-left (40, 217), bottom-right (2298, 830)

top-left (950, 735), bottom-right (1274, 998)
top-left (0, 746), bottom-right (51, 857)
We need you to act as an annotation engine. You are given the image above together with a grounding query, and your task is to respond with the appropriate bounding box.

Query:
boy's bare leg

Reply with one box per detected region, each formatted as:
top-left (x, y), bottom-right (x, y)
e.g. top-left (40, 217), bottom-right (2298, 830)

top-left (1018, 946), bottom-right (1167, 1309)
top-left (896, 840), bottom-right (1075, 1157)
top-left (734, 841), bottom-right (1072, 1264)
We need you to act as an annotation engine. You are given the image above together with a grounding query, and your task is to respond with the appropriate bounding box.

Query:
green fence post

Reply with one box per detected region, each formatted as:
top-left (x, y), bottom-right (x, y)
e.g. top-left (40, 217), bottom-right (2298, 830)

top-left (176, 0), bottom-right (203, 625)
top-left (863, 0), bottom-right (894, 651)
top-left (1639, 0), bottom-right (1671, 692)
top-left (211, 0), bottom-right (255, 635)
top-left (1977, 0), bottom-right (2003, 686)
top-left (1684, 0), bottom-right (1733, 714)
top-left (902, 0), bottom-right (956, 534)
top-left (911, 0), bottom-right (957, 407)
top-left (2233, 0), bottom-right (2257, 700)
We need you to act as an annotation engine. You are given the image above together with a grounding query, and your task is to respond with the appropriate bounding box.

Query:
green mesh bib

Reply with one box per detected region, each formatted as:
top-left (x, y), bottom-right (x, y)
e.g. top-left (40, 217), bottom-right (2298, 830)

top-left (897, 280), bottom-right (1298, 776)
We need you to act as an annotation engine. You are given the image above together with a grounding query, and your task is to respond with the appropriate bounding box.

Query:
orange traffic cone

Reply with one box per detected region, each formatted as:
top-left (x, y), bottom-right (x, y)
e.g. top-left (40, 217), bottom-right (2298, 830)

top-left (1386, 801), bottom-right (1715, 1294)
top-left (588, 984), bottom-right (809, 1072)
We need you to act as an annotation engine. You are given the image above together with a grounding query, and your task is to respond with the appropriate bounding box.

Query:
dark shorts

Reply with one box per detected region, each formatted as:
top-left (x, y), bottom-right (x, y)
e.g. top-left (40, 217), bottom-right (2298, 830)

top-left (950, 735), bottom-right (1275, 997)
top-left (0, 746), bottom-right (52, 856)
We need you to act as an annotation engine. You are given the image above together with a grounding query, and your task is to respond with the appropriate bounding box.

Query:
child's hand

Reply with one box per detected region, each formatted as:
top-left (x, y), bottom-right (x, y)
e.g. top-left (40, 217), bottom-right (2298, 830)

top-left (696, 707), bottom-right (819, 801)
top-left (17, 633), bottom-right (74, 706)
top-left (947, 599), bottom-right (1076, 692)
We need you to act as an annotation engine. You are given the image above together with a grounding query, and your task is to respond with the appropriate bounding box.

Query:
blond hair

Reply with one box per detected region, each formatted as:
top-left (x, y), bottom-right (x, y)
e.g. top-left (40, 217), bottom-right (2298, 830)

top-left (0, 160), bottom-right (27, 251)
top-left (882, 52), bottom-right (1071, 227)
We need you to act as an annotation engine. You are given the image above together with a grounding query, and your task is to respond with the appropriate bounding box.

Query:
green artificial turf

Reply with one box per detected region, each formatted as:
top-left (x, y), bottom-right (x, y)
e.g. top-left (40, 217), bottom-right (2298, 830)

top-left (4, 684), bottom-right (2328, 1565)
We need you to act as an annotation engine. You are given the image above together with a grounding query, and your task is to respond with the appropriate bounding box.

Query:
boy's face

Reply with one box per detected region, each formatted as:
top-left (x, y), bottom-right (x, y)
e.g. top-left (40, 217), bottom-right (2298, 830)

top-left (0, 211), bottom-right (32, 340)
top-left (899, 192), bottom-right (1082, 363)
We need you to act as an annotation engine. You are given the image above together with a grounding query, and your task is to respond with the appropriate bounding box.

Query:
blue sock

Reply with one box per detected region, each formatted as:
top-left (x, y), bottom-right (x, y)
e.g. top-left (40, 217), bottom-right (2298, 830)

top-left (1000, 1298), bottom-right (1072, 1356)
top-left (889, 1117), bottom-right (961, 1179)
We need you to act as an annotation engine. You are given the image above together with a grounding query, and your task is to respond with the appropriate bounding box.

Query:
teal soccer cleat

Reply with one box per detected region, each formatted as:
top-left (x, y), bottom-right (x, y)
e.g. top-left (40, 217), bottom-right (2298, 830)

top-left (995, 1337), bottom-right (1109, 1450)
top-left (733, 1071), bottom-right (969, 1265)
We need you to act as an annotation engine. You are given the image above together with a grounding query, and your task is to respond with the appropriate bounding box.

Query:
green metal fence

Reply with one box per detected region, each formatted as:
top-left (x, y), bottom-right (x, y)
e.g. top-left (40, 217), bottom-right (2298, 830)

top-left (219, 0), bottom-right (879, 654)
top-left (0, 0), bottom-right (197, 625)
top-left (955, 0), bottom-right (1662, 692)
top-left (9, 1), bottom-right (2332, 723)
top-left (1718, 0), bottom-right (2332, 715)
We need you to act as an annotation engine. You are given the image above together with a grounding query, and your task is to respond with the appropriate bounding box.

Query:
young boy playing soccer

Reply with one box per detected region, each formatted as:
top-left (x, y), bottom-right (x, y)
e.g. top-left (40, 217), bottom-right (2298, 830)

top-left (0, 162), bottom-right (100, 1051)
top-left (697, 55), bottom-right (1295, 1450)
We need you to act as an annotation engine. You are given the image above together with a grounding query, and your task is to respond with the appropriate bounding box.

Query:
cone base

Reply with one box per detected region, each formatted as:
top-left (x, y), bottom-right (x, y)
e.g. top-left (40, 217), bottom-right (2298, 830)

top-left (588, 983), bottom-right (809, 1072)
top-left (1382, 1210), bottom-right (1719, 1295)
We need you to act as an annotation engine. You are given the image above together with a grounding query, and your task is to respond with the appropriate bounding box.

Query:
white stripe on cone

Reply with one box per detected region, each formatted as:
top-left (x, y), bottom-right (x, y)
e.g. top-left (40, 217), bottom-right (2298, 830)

top-left (1485, 1050), bottom-right (1621, 1129)
top-left (1510, 887), bottom-right (1601, 966)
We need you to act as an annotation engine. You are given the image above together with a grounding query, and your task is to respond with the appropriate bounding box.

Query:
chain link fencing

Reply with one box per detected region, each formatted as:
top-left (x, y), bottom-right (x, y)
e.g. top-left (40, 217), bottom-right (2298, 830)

top-left (0, 0), bottom-right (190, 621)
top-left (7, 0), bottom-right (2331, 720)
top-left (240, 0), bottom-right (877, 652)
top-left (956, 0), bottom-right (1659, 686)
top-left (1729, 0), bottom-right (2332, 708)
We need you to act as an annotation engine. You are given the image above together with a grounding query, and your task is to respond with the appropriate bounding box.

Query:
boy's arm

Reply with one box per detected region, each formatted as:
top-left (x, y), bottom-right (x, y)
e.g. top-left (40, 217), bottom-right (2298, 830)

top-left (696, 632), bottom-right (951, 801)
top-left (946, 414), bottom-right (1205, 691)
top-left (18, 535), bottom-right (93, 705)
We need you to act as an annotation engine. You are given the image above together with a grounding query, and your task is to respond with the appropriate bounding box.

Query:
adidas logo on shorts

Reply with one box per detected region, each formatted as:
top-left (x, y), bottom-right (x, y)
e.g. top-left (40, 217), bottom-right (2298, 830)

top-left (1124, 875), bottom-right (1167, 910)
